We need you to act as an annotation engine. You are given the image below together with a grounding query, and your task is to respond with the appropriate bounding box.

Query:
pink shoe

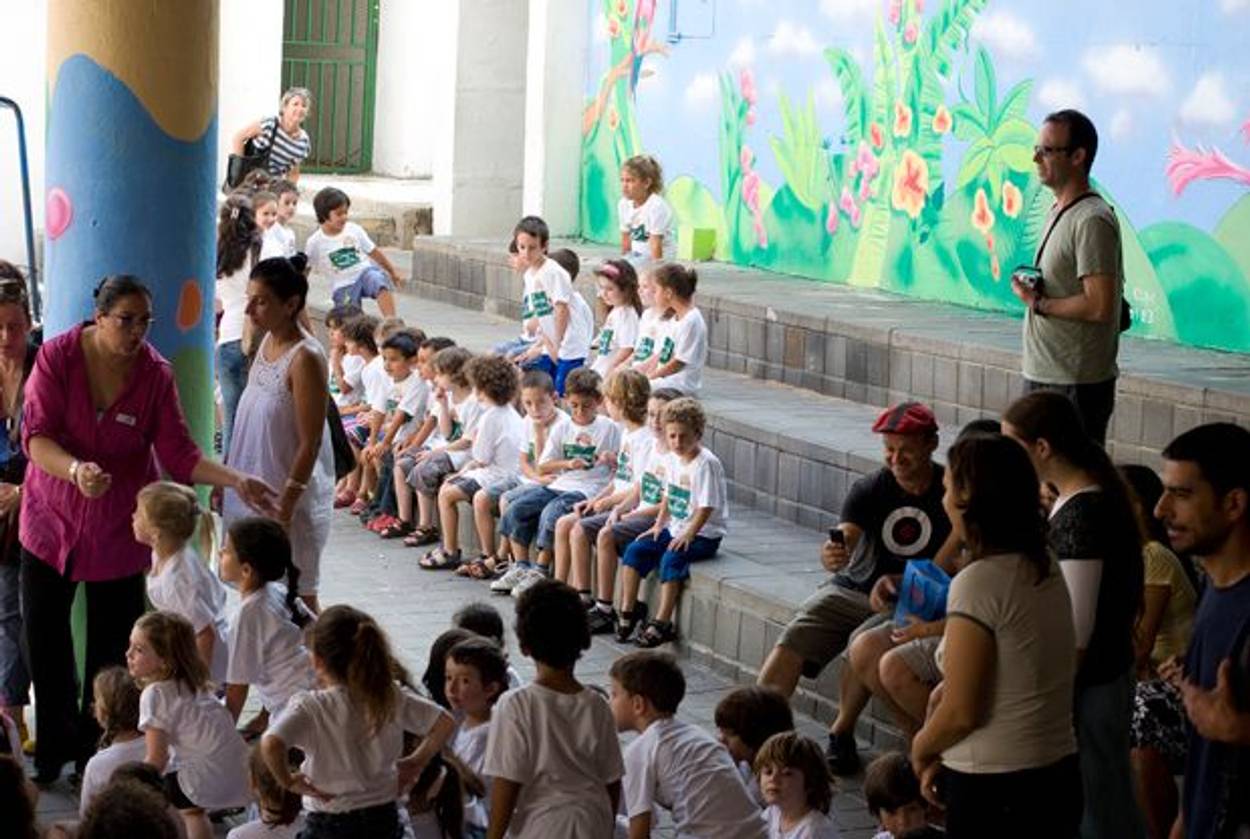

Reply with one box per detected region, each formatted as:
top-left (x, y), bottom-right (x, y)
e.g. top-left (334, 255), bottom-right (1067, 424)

top-left (349, 498), bottom-right (369, 516)
top-left (334, 490), bottom-right (356, 509)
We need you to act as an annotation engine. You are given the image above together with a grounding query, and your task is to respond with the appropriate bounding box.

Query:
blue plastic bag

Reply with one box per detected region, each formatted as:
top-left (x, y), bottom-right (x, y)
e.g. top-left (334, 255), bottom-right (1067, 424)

top-left (893, 559), bottom-right (951, 626)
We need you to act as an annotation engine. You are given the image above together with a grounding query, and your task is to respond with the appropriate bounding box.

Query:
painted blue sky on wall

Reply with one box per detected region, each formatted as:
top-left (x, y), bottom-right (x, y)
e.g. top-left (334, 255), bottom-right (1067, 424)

top-left (587, 0), bottom-right (1250, 231)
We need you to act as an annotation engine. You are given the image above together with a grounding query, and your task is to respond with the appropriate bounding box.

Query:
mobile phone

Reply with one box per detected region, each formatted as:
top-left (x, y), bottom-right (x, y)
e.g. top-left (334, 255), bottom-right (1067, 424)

top-left (1011, 265), bottom-right (1043, 292)
top-left (827, 528), bottom-right (845, 546)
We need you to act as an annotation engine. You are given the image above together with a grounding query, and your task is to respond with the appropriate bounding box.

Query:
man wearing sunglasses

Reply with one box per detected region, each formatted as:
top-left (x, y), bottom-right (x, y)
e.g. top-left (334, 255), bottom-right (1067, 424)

top-left (1010, 109), bottom-right (1124, 447)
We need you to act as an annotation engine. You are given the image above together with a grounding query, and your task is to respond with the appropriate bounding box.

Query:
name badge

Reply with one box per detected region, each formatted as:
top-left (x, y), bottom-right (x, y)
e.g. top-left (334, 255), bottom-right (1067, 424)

top-left (116, 413), bottom-right (137, 427)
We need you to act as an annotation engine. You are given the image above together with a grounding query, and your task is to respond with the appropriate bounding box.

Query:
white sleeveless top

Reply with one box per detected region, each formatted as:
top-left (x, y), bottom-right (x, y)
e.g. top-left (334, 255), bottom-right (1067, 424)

top-left (224, 332), bottom-right (333, 595)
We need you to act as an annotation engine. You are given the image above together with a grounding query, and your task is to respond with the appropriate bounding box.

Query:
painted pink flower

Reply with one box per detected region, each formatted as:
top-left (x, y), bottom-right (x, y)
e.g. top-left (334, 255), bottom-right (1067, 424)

top-left (1002, 180), bottom-right (1023, 218)
top-left (616, 0), bottom-right (628, 17)
top-left (870, 122), bottom-right (884, 149)
top-left (932, 104), bottom-right (952, 134)
top-left (839, 187), bottom-right (856, 214)
top-left (848, 159), bottom-right (859, 178)
top-left (855, 141), bottom-right (880, 180)
top-left (826, 205), bottom-right (839, 234)
top-left (743, 171), bottom-right (761, 210)
top-left (888, 0), bottom-right (902, 27)
top-left (849, 203), bottom-right (862, 228)
top-left (893, 101), bottom-right (913, 137)
top-left (740, 145), bottom-right (754, 171)
top-left (859, 178), bottom-right (873, 201)
top-left (914, 0), bottom-right (924, 12)
top-left (1242, 116), bottom-right (1250, 144)
top-left (753, 217), bottom-right (768, 248)
top-left (1166, 141), bottom-right (1250, 195)
top-left (607, 105), bottom-right (620, 133)
top-left (903, 22), bottom-right (918, 44)
top-left (746, 107), bottom-right (757, 126)
top-left (891, 149), bottom-right (929, 219)
top-left (970, 187), bottom-right (994, 235)
top-left (607, 16), bottom-right (621, 39)
top-left (739, 69), bottom-right (757, 105)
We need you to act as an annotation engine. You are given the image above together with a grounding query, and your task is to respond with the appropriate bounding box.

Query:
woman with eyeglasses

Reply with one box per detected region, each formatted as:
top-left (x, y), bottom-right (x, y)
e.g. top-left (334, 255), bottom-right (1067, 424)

top-left (17, 275), bottom-right (277, 784)
top-left (0, 261), bottom-right (34, 757)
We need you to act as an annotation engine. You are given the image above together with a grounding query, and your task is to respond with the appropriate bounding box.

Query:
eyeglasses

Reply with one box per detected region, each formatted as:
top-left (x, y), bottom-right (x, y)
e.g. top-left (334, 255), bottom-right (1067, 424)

top-left (1034, 144), bottom-right (1073, 158)
top-left (106, 313), bottom-right (155, 332)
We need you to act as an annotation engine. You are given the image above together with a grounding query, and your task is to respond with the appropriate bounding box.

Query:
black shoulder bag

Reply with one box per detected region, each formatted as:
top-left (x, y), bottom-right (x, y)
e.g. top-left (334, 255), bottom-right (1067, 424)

top-left (1031, 192), bottom-right (1132, 333)
top-left (224, 117), bottom-right (278, 191)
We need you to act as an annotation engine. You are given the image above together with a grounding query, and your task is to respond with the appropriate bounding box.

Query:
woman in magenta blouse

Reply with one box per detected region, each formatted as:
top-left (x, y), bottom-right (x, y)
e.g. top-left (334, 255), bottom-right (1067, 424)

top-left (19, 275), bottom-right (275, 783)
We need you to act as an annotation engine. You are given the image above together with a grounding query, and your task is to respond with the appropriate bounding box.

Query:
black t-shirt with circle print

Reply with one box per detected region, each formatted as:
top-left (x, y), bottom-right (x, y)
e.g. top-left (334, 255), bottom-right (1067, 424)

top-left (832, 465), bottom-right (951, 594)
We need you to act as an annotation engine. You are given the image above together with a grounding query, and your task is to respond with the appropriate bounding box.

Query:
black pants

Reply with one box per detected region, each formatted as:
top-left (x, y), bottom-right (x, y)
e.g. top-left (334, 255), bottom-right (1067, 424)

top-left (1023, 378), bottom-right (1117, 447)
top-left (19, 550), bottom-right (146, 776)
top-left (943, 753), bottom-right (1082, 839)
top-left (298, 802), bottom-right (402, 839)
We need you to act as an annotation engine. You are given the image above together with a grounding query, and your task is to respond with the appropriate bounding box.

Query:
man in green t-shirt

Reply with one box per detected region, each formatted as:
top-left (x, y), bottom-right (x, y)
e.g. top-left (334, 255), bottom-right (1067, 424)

top-left (1011, 109), bottom-right (1123, 445)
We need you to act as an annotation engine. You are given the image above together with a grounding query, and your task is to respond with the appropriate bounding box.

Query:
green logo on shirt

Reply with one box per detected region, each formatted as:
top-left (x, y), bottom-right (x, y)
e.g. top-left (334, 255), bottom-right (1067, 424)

top-left (658, 336), bottom-right (676, 365)
top-left (528, 290), bottom-right (554, 318)
top-left (328, 246), bottom-right (363, 271)
top-left (634, 336), bottom-right (655, 362)
top-left (630, 223), bottom-right (649, 243)
top-left (641, 471), bottom-right (665, 504)
top-left (597, 327), bottom-right (614, 352)
top-left (615, 450), bottom-right (632, 482)
top-left (668, 483), bottom-right (692, 520)
top-left (563, 442), bottom-right (596, 466)
top-left (448, 420), bottom-right (463, 442)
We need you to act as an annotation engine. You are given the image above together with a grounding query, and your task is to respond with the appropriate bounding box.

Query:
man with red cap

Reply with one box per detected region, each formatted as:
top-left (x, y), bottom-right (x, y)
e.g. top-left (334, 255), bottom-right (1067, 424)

top-left (758, 401), bottom-right (958, 774)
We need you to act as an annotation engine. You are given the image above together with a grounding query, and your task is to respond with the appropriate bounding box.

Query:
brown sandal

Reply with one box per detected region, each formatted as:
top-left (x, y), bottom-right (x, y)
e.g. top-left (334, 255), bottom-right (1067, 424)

top-left (403, 525), bottom-right (439, 547)
top-left (463, 556), bottom-right (493, 579)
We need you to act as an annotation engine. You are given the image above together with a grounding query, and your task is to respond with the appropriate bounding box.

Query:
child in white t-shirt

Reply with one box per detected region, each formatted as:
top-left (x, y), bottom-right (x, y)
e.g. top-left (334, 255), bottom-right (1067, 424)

top-left (755, 732), bottom-right (840, 839)
top-left (389, 337), bottom-right (453, 540)
top-left (553, 368), bottom-right (651, 601)
top-left (619, 154), bottom-right (675, 263)
top-left (610, 651), bottom-right (768, 839)
top-left (335, 314), bottom-right (383, 509)
top-left (649, 263), bottom-right (708, 395)
top-left (260, 605), bottom-right (455, 837)
top-left (305, 186), bottom-right (403, 316)
top-left (620, 398), bottom-right (728, 647)
top-left (445, 637), bottom-right (510, 836)
top-left (349, 317), bottom-right (408, 518)
top-left (715, 686), bottom-right (798, 808)
top-left (79, 667), bottom-right (147, 817)
top-left (361, 329), bottom-right (429, 536)
top-left (325, 304), bottom-right (365, 408)
top-left (129, 611), bottom-right (251, 838)
top-left (226, 746), bottom-right (305, 839)
top-left (494, 368), bottom-right (622, 596)
top-left (218, 518), bottom-right (315, 734)
top-left (263, 179), bottom-right (299, 260)
top-left (590, 259), bottom-right (643, 379)
top-left (134, 482), bottom-right (230, 684)
top-left (630, 268), bottom-right (670, 375)
top-left (427, 355), bottom-right (524, 570)
top-left (483, 580), bottom-right (624, 837)
top-left (253, 191), bottom-right (285, 261)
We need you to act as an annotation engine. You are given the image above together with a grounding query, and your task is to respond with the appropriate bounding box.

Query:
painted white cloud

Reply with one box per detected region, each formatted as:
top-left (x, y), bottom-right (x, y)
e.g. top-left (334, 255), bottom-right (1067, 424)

top-left (1220, 0), bottom-right (1250, 12)
top-left (1109, 108), bottom-right (1133, 140)
top-left (728, 37), bottom-right (756, 69)
top-left (815, 77), bottom-right (844, 111)
top-left (1082, 44), bottom-right (1171, 97)
top-left (1037, 78), bottom-right (1087, 111)
top-left (766, 20), bottom-right (821, 57)
top-left (819, 0), bottom-right (878, 24)
top-left (592, 13), bottom-right (610, 43)
top-left (971, 11), bottom-right (1039, 58)
top-left (684, 73), bottom-right (720, 110)
top-left (1179, 72), bottom-right (1238, 127)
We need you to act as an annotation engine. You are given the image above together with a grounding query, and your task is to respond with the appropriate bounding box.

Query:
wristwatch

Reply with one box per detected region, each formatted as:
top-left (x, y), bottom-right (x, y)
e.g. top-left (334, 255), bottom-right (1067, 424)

top-left (1031, 297), bottom-right (1045, 317)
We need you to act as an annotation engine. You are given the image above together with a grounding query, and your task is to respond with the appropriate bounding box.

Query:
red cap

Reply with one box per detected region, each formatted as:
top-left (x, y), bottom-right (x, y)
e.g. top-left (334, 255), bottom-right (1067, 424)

top-left (872, 402), bottom-right (938, 435)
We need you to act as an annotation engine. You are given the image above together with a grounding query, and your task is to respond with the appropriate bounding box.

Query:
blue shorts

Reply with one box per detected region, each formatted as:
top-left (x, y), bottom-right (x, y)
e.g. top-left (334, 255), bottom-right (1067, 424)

top-left (494, 336), bottom-right (536, 358)
top-left (331, 265), bottom-right (393, 309)
top-left (621, 529), bottom-right (721, 583)
top-left (531, 356), bottom-right (585, 396)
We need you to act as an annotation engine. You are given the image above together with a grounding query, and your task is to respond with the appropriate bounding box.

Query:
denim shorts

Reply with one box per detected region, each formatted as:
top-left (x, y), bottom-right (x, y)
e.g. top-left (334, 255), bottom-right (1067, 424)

top-left (498, 485), bottom-right (559, 546)
top-left (331, 265), bottom-right (394, 309)
top-left (620, 528), bottom-right (721, 582)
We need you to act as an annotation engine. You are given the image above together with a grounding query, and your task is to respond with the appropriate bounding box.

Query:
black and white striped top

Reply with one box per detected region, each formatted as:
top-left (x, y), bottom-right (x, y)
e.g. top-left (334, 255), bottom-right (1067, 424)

top-left (252, 117), bottom-right (312, 176)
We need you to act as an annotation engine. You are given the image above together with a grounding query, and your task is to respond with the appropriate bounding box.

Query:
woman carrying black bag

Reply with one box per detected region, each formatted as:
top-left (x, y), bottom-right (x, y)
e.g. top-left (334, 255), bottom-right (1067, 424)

top-left (229, 87), bottom-right (313, 184)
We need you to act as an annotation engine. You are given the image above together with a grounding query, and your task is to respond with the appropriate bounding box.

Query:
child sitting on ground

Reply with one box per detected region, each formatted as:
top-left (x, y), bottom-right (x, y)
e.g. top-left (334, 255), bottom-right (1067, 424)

top-left (408, 347), bottom-right (483, 555)
top-left (325, 303), bottom-right (364, 408)
top-left (305, 186), bottom-right (403, 315)
top-left (445, 638), bottom-right (509, 838)
top-left (134, 481), bottom-right (229, 683)
top-left (261, 606), bottom-right (455, 838)
top-left (483, 580), bottom-right (623, 837)
top-left (452, 602), bottom-right (524, 689)
top-left (754, 732), bottom-right (839, 839)
top-left (218, 518), bottom-right (315, 733)
top-left (864, 752), bottom-right (942, 839)
top-left (619, 397), bottom-right (728, 647)
top-left (425, 355), bottom-right (524, 570)
top-left (130, 611), bottom-right (250, 839)
top-left (79, 667), bottom-right (146, 816)
top-left (225, 745), bottom-right (304, 839)
top-left (648, 263), bottom-right (708, 395)
top-left (715, 686), bottom-right (796, 806)
top-left (585, 386), bottom-right (682, 635)
top-left (552, 368), bottom-right (650, 600)
top-left (610, 651), bottom-right (768, 838)
top-left (493, 368), bottom-right (621, 597)
top-left (589, 259), bottom-right (642, 379)
top-left (618, 155), bottom-right (674, 263)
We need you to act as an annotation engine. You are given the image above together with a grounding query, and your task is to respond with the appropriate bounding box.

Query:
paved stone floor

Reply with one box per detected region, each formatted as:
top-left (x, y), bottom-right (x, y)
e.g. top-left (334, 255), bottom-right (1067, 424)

top-left (27, 510), bottom-right (883, 837)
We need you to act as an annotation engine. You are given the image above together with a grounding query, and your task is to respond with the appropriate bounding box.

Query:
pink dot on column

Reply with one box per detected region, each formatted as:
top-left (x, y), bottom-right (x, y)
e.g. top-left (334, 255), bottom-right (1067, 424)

top-left (46, 188), bottom-right (73, 240)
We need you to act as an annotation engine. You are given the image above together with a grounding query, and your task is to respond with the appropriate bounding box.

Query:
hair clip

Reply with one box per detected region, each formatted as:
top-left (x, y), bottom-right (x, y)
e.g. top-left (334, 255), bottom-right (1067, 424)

top-left (230, 206), bottom-right (240, 220)
top-left (597, 262), bottom-right (621, 278)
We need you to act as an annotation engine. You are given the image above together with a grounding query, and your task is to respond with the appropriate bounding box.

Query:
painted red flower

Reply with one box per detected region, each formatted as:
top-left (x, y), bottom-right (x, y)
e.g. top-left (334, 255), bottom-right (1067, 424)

top-left (615, 0), bottom-right (629, 18)
top-left (903, 22), bottom-right (918, 44)
top-left (1002, 181), bottom-right (1022, 218)
top-left (607, 105), bottom-right (620, 133)
top-left (740, 145), bottom-right (754, 171)
top-left (870, 122), bottom-right (884, 149)
top-left (891, 150), bottom-right (929, 219)
top-left (888, 0), bottom-right (902, 27)
top-left (931, 104), bottom-right (952, 134)
top-left (608, 16), bottom-right (621, 39)
top-left (893, 101), bottom-right (913, 137)
top-left (971, 187), bottom-right (994, 235)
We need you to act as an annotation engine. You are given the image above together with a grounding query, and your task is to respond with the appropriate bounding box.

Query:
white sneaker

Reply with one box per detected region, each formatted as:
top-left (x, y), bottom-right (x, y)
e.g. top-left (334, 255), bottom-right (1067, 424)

top-left (510, 568), bottom-right (548, 599)
top-left (490, 563), bottom-right (530, 594)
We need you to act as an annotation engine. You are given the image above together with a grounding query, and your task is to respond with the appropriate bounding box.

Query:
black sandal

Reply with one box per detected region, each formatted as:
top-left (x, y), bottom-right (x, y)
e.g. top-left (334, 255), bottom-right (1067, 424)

top-left (419, 547), bottom-right (462, 570)
top-left (635, 619), bottom-right (677, 648)
top-left (615, 601), bottom-right (648, 643)
top-left (403, 525), bottom-right (440, 547)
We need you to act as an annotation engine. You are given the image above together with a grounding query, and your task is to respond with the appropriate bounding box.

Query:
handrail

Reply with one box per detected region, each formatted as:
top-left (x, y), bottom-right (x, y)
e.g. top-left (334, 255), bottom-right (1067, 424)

top-left (0, 95), bottom-right (43, 322)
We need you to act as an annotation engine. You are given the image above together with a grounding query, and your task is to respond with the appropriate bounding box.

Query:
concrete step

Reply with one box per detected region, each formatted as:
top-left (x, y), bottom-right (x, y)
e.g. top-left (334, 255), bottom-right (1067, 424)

top-left (406, 236), bottom-right (1250, 469)
top-left (286, 173), bottom-right (434, 249)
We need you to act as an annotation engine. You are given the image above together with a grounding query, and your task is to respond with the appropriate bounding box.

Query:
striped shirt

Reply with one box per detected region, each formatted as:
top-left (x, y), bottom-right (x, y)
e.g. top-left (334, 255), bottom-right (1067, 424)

top-left (253, 117), bottom-right (312, 176)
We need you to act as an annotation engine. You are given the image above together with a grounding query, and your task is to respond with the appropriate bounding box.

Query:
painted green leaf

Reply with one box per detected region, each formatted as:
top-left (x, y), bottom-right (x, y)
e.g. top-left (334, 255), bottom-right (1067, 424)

top-left (1214, 193), bottom-right (1250, 282)
top-left (824, 47), bottom-right (868, 145)
top-left (666, 175), bottom-right (730, 261)
top-left (951, 103), bottom-right (985, 142)
top-left (920, 0), bottom-right (990, 79)
top-left (973, 47), bottom-right (996, 127)
top-left (998, 79), bottom-right (1034, 122)
top-left (769, 92), bottom-right (829, 211)
top-left (956, 139), bottom-right (994, 189)
top-left (1141, 221), bottom-right (1250, 351)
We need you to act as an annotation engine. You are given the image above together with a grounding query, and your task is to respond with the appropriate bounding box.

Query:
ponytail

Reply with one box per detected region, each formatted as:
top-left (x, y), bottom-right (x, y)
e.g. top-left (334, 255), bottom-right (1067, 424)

top-left (408, 753), bottom-right (468, 839)
top-left (311, 605), bottom-right (399, 736)
top-left (196, 508), bottom-right (217, 571)
top-left (226, 517), bottom-right (308, 627)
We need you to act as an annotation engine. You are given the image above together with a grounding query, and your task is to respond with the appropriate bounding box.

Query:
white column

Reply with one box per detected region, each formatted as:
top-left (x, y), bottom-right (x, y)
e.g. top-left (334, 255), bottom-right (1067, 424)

top-left (216, 0), bottom-right (284, 184)
top-left (372, 0), bottom-right (437, 178)
top-left (522, 0), bottom-right (591, 236)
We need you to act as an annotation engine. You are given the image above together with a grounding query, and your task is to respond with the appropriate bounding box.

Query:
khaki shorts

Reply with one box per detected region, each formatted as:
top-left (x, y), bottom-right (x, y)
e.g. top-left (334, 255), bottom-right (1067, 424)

top-left (777, 583), bottom-right (878, 678)
top-left (859, 622), bottom-right (943, 686)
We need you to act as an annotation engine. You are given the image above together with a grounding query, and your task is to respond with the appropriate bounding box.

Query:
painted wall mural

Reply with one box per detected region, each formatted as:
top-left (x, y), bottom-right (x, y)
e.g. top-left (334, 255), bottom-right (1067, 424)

top-left (580, 0), bottom-right (1250, 353)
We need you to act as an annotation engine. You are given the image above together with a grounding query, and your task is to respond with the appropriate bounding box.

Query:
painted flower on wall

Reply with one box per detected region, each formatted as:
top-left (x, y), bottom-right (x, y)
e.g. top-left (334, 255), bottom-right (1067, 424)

top-left (826, 204), bottom-right (839, 234)
top-left (891, 150), bottom-right (929, 219)
top-left (932, 105), bottom-right (952, 134)
top-left (971, 187), bottom-right (994, 234)
top-left (1002, 181), bottom-right (1022, 218)
top-left (888, 0), bottom-right (902, 27)
top-left (615, 0), bottom-right (629, 17)
top-left (608, 105), bottom-right (620, 132)
top-left (608, 15), bottom-right (621, 39)
top-left (741, 145), bottom-right (754, 170)
top-left (870, 122), bottom-right (884, 149)
top-left (739, 69), bottom-right (757, 106)
top-left (893, 101), bottom-right (913, 138)
top-left (840, 187), bottom-right (863, 228)
top-left (903, 22), bottom-right (918, 45)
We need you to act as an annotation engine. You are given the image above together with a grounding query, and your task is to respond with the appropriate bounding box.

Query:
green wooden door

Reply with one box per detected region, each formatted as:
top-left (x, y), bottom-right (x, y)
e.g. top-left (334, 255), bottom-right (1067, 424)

top-left (281, 0), bottom-right (379, 173)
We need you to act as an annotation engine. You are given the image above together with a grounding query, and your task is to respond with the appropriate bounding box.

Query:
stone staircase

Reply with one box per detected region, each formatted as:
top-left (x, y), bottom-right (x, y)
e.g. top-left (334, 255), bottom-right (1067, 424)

top-left (307, 230), bottom-right (1250, 755)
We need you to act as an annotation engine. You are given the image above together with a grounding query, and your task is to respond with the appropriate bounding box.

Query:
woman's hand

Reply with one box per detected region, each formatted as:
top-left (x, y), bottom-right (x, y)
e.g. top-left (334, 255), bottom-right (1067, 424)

top-left (915, 757), bottom-right (945, 808)
top-left (236, 474), bottom-right (279, 517)
top-left (75, 462), bottom-right (112, 498)
top-left (0, 483), bottom-right (19, 517)
top-left (396, 753), bottom-right (431, 796)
